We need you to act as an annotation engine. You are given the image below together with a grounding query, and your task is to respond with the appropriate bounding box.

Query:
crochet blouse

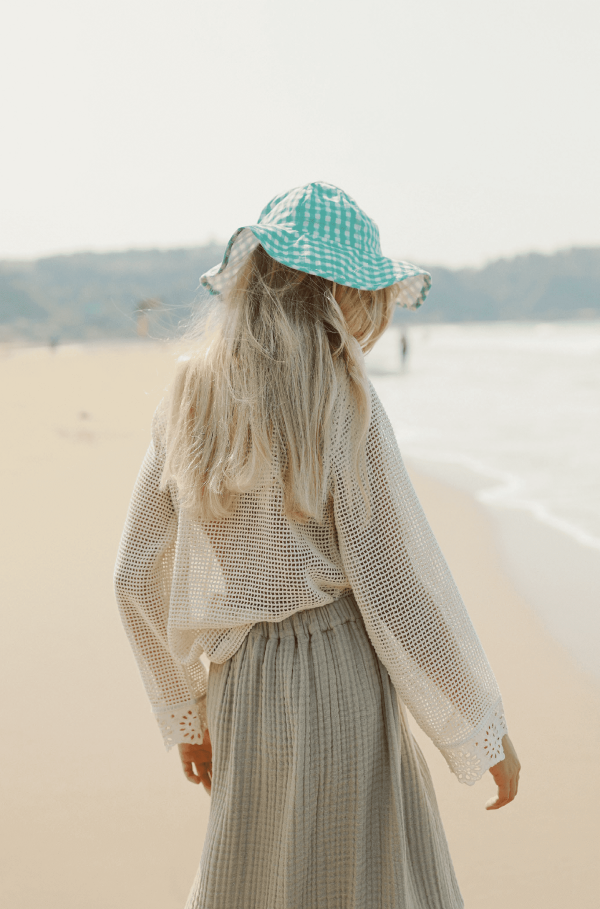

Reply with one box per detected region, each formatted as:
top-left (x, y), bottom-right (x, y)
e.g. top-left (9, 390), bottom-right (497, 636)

top-left (114, 377), bottom-right (508, 785)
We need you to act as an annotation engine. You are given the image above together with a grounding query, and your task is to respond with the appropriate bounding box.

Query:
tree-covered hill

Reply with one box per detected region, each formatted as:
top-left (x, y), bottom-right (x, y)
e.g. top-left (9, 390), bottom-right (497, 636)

top-left (401, 247), bottom-right (600, 324)
top-left (0, 244), bottom-right (598, 344)
top-left (0, 246), bottom-right (223, 343)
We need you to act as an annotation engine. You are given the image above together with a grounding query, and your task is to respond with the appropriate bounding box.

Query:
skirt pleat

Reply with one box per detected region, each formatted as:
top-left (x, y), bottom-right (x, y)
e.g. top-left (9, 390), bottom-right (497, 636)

top-left (185, 593), bottom-right (464, 909)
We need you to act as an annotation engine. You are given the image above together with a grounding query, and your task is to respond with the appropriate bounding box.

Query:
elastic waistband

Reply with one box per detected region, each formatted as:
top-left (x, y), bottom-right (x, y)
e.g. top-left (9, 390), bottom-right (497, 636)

top-left (249, 592), bottom-right (361, 641)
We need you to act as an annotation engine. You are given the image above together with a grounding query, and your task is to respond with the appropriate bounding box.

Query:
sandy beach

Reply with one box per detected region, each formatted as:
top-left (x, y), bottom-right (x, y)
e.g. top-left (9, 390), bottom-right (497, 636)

top-left (1, 341), bottom-right (599, 908)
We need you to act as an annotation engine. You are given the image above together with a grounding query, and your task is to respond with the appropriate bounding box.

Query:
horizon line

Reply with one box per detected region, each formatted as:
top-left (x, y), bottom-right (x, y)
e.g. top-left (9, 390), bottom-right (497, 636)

top-left (1, 241), bottom-right (599, 273)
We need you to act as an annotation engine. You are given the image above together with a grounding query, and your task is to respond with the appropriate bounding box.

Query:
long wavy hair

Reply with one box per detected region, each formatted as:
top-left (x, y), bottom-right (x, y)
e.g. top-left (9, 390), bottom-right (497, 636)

top-left (161, 245), bottom-right (399, 523)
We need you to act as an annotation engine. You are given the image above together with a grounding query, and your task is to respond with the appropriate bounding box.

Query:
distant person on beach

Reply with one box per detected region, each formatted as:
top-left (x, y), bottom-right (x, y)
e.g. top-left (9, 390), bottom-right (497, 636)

top-left (400, 326), bottom-right (409, 370)
top-left (114, 182), bottom-right (520, 909)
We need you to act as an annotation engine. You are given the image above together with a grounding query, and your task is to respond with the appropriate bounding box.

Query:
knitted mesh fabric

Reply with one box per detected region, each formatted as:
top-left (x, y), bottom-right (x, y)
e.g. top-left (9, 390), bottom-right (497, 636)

top-left (114, 378), bottom-right (507, 785)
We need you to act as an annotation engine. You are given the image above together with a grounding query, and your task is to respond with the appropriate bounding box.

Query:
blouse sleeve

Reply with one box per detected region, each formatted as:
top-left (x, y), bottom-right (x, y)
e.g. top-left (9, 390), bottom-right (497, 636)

top-left (331, 382), bottom-right (508, 784)
top-left (113, 404), bottom-right (209, 751)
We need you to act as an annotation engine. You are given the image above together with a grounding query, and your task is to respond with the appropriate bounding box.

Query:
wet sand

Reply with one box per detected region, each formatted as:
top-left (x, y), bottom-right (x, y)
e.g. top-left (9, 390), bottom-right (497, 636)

top-left (1, 342), bottom-right (598, 908)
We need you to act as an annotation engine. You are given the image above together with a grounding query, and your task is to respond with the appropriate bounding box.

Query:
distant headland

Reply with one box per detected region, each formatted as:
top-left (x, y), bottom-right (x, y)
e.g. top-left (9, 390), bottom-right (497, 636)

top-left (1, 244), bottom-right (598, 344)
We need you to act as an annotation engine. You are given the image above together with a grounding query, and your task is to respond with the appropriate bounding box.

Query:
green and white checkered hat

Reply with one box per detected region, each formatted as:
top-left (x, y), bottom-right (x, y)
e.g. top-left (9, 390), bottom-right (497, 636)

top-left (200, 182), bottom-right (431, 310)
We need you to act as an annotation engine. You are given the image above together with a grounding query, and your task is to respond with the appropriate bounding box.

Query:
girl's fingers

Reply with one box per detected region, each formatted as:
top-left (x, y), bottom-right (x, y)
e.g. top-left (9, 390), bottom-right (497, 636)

top-left (199, 766), bottom-right (212, 794)
top-left (193, 759), bottom-right (208, 780)
top-left (507, 770), bottom-right (520, 803)
top-left (485, 786), bottom-right (506, 810)
top-left (178, 742), bottom-right (212, 789)
top-left (497, 778), bottom-right (510, 805)
top-left (485, 774), bottom-right (519, 809)
top-left (182, 759), bottom-right (200, 784)
top-left (193, 760), bottom-right (213, 788)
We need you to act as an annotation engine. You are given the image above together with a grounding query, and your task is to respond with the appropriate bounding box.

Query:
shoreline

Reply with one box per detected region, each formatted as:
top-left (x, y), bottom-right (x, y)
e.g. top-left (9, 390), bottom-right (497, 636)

top-left (407, 455), bottom-right (600, 686)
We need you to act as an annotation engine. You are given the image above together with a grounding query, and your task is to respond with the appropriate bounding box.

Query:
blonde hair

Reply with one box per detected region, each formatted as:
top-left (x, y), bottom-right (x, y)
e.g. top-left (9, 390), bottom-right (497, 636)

top-left (162, 245), bottom-right (398, 523)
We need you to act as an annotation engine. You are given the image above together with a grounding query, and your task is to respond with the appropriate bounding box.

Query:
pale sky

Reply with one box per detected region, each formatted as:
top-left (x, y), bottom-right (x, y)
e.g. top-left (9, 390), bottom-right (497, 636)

top-left (1, 0), bottom-right (599, 267)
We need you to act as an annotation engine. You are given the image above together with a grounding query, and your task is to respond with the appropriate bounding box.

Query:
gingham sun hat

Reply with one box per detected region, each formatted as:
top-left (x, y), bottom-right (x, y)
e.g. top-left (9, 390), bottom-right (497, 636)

top-left (200, 181), bottom-right (431, 310)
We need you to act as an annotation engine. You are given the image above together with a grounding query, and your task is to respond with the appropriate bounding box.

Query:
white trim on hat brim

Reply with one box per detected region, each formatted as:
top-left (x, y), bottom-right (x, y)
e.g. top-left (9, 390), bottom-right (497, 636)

top-left (201, 226), bottom-right (431, 311)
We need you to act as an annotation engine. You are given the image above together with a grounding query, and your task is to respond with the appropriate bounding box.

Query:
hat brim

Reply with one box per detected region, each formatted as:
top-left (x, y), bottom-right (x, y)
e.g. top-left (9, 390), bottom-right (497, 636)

top-left (201, 225), bottom-right (431, 311)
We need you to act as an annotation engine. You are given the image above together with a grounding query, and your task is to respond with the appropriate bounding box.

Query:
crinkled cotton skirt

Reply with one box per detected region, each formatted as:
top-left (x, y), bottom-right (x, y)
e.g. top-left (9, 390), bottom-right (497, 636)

top-left (184, 593), bottom-right (464, 909)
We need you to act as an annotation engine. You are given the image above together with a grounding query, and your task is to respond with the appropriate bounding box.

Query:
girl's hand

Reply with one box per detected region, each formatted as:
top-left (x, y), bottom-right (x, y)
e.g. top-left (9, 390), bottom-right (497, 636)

top-left (178, 727), bottom-right (212, 795)
top-left (485, 734), bottom-right (520, 810)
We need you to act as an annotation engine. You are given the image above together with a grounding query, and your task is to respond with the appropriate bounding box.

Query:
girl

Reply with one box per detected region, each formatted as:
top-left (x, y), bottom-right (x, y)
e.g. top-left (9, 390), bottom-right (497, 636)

top-left (114, 181), bottom-right (520, 909)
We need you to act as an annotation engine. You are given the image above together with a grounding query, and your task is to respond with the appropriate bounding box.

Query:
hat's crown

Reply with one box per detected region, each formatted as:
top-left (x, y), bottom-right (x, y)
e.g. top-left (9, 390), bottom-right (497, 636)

top-left (258, 182), bottom-right (383, 255)
top-left (200, 180), bottom-right (431, 310)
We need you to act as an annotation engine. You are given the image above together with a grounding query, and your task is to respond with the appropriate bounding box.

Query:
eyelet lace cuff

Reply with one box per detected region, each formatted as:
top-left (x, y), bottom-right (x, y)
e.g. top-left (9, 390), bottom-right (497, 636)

top-left (154, 697), bottom-right (208, 751)
top-left (440, 701), bottom-right (508, 785)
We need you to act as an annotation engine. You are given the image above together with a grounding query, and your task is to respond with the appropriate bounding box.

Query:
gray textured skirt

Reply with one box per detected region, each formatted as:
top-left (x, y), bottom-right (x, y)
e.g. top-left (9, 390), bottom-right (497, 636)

top-left (185, 593), bottom-right (464, 909)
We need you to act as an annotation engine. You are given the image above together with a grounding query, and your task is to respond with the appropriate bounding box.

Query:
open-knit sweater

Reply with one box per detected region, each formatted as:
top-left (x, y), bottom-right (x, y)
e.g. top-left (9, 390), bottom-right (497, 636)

top-left (114, 377), bottom-right (508, 785)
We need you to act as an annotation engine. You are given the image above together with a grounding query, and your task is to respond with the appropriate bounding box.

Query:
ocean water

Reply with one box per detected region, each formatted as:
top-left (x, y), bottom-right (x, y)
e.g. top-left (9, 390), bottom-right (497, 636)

top-left (367, 321), bottom-right (600, 552)
top-left (367, 321), bottom-right (600, 680)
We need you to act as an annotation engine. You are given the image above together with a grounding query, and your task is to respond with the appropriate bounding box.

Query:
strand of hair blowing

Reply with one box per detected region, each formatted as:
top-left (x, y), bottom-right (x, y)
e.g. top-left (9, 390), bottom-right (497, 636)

top-left (162, 246), bottom-right (398, 524)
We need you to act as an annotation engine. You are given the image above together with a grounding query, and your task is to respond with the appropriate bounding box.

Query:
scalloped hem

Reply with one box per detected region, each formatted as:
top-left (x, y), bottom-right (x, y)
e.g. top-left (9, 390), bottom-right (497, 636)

top-left (155, 697), bottom-right (208, 751)
top-left (441, 702), bottom-right (508, 785)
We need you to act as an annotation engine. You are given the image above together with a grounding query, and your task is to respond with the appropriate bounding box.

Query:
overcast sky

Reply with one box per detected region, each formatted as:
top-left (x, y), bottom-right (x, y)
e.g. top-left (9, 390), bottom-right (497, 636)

top-left (1, 0), bottom-right (599, 267)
